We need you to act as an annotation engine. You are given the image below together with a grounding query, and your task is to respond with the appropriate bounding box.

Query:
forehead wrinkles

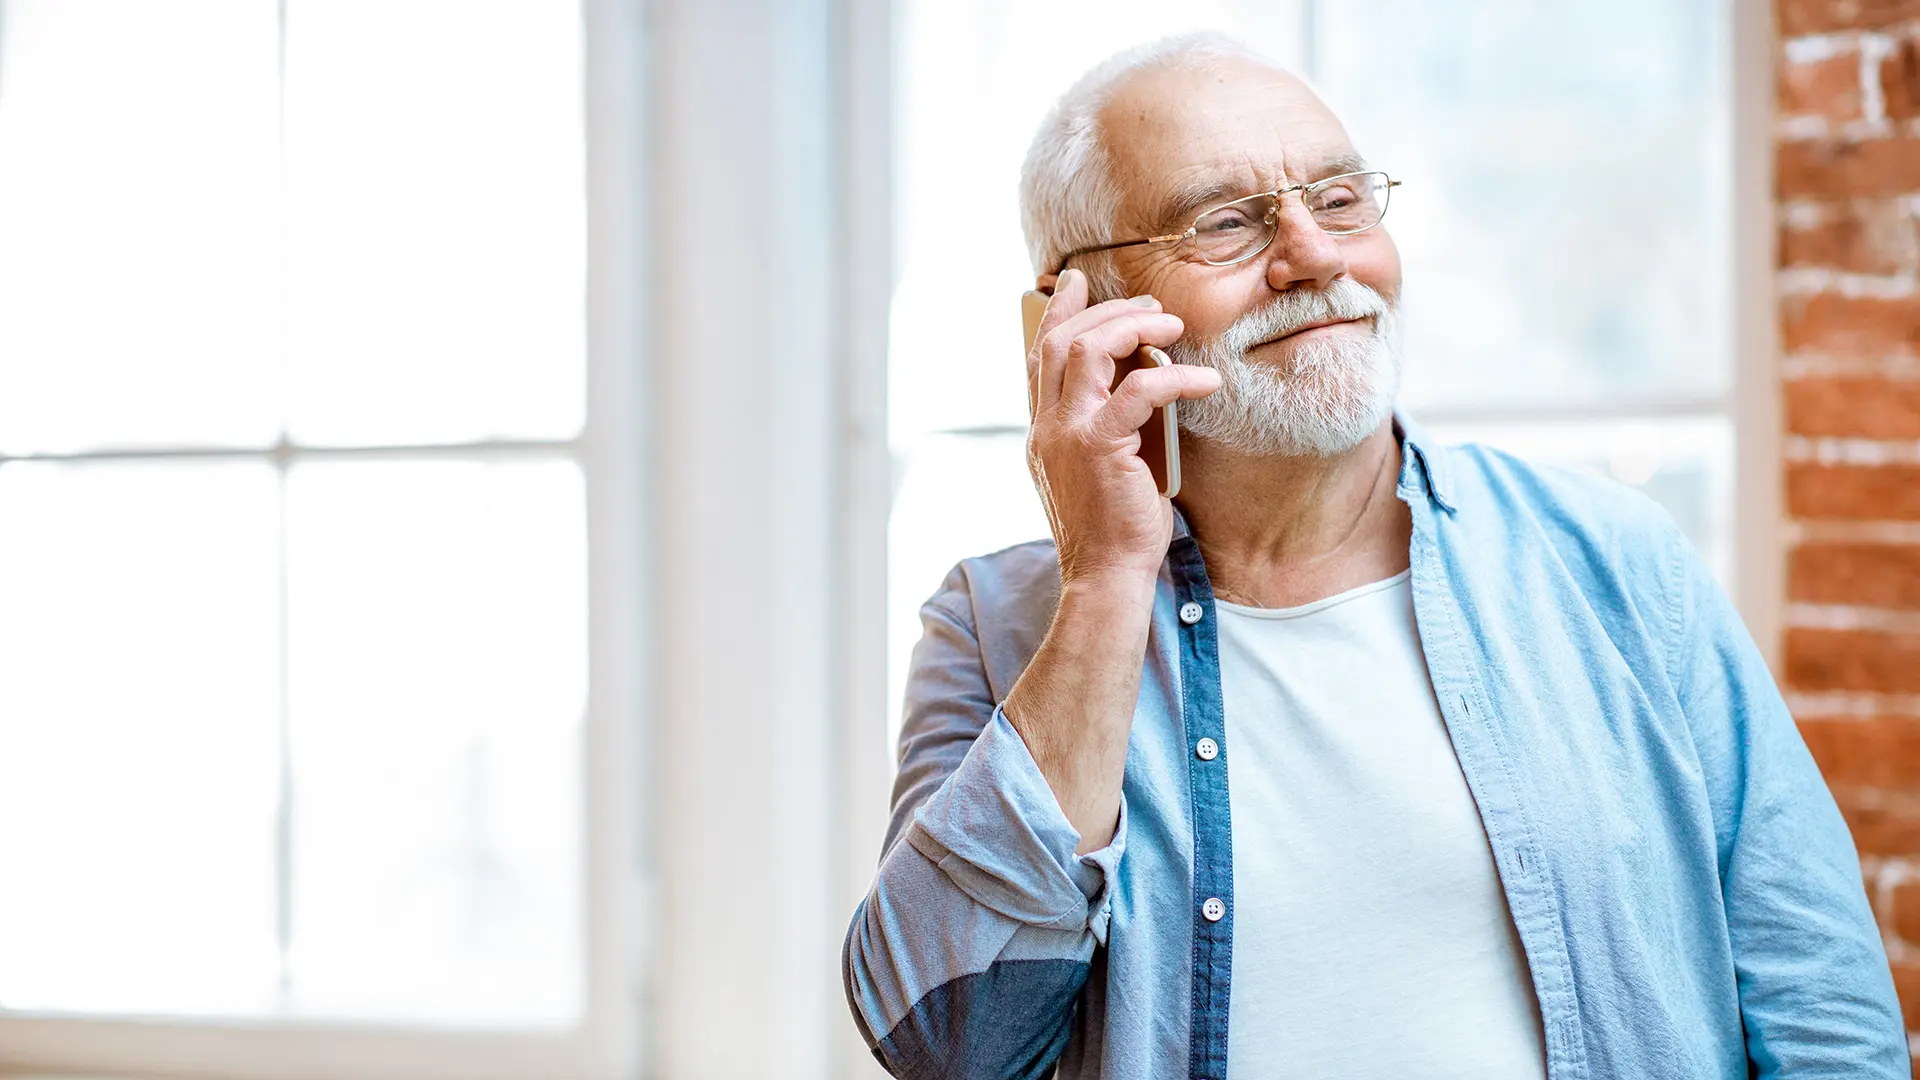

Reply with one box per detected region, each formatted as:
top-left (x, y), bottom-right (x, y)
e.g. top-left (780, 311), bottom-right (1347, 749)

top-left (1125, 141), bottom-right (1356, 235)
top-left (1098, 64), bottom-right (1348, 230)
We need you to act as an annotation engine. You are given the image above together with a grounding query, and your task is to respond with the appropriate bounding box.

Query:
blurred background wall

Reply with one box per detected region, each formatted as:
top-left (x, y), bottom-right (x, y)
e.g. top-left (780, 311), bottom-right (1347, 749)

top-left (0, 1), bottom-right (1913, 1078)
top-left (1775, 0), bottom-right (1920, 1035)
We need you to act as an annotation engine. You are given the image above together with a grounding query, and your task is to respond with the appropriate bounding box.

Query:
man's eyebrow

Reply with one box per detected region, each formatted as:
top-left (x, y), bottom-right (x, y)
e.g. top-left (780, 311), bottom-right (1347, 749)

top-left (1154, 153), bottom-right (1375, 226)
top-left (1157, 180), bottom-right (1242, 228)
top-left (1313, 152), bottom-right (1372, 180)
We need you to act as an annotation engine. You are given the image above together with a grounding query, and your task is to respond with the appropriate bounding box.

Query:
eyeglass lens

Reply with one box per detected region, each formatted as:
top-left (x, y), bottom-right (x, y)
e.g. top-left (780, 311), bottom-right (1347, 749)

top-left (1191, 172), bottom-right (1391, 265)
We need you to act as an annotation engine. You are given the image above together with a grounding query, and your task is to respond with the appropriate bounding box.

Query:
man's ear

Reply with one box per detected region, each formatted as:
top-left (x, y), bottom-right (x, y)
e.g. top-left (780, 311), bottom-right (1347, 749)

top-left (1034, 272), bottom-right (1059, 296)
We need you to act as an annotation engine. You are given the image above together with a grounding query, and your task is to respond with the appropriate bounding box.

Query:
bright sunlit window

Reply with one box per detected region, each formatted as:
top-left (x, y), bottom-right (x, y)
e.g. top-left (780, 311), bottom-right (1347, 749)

top-left (0, 0), bottom-right (586, 1027)
top-left (888, 0), bottom-right (1734, 729)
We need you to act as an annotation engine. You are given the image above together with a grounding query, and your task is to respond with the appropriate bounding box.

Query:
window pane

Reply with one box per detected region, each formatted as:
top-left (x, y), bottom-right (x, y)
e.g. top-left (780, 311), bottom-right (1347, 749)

top-left (0, 1), bottom-right (279, 453)
top-left (283, 457), bottom-right (585, 1025)
top-left (888, 432), bottom-right (1049, 737)
top-left (1420, 415), bottom-right (1735, 586)
top-left (1316, 1), bottom-right (1731, 409)
top-left (282, 0), bottom-right (586, 447)
top-left (0, 461), bottom-right (281, 1015)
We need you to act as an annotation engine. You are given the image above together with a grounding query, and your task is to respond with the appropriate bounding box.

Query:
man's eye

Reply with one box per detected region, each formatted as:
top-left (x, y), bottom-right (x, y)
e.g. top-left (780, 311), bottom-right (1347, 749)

top-left (1199, 210), bottom-right (1255, 233)
top-left (1313, 186), bottom-right (1358, 210)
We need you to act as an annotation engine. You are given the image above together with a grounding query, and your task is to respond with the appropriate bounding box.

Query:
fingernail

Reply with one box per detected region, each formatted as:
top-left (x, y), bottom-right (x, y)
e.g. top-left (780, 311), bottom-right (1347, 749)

top-left (1130, 294), bottom-right (1157, 307)
top-left (1060, 268), bottom-right (1081, 289)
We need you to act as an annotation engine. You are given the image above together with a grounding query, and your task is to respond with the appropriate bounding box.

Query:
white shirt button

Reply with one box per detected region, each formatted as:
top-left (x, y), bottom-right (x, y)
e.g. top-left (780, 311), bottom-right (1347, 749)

top-left (1195, 737), bottom-right (1219, 761)
top-left (1202, 896), bottom-right (1226, 922)
top-left (1179, 601), bottom-right (1204, 625)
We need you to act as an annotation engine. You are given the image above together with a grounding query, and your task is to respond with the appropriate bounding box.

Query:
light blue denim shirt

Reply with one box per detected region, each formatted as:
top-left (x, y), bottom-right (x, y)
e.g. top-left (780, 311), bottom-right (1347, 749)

top-left (843, 417), bottom-right (1906, 1079)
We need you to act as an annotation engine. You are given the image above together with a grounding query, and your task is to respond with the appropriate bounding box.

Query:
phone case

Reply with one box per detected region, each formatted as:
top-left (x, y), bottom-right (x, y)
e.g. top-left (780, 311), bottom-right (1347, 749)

top-left (1022, 289), bottom-right (1182, 498)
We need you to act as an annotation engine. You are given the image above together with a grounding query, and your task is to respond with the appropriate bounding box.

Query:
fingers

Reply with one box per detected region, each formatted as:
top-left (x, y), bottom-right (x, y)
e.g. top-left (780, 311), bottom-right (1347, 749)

top-left (1032, 268), bottom-right (1089, 343)
top-left (1090, 364), bottom-right (1221, 441)
top-left (1033, 272), bottom-right (1173, 409)
top-left (1054, 309), bottom-right (1184, 407)
top-left (1029, 269), bottom-right (1087, 408)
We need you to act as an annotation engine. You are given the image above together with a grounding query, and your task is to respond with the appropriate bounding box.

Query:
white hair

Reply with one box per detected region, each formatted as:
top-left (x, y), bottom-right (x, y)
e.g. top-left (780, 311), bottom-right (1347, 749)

top-left (1164, 278), bottom-right (1402, 457)
top-left (1017, 32), bottom-right (1275, 299)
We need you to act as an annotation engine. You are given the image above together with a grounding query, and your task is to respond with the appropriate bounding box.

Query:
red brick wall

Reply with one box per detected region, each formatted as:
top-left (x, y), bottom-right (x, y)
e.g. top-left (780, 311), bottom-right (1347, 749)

top-left (1778, 0), bottom-right (1920, 1043)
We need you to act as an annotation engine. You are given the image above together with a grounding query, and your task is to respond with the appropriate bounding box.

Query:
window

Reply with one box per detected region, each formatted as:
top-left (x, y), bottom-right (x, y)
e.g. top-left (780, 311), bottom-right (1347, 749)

top-left (888, 0), bottom-right (1737, 729)
top-left (0, 1), bottom-right (633, 1075)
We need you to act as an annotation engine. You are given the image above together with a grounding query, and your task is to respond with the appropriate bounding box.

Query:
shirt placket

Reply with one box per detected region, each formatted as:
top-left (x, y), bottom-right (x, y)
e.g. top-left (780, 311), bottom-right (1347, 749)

top-left (1168, 532), bottom-right (1234, 1080)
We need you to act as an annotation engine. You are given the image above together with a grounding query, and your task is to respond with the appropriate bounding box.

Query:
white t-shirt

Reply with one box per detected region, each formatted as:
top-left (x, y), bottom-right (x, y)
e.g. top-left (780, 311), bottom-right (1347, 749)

top-left (1215, 569), bottom-right (1547, 1079)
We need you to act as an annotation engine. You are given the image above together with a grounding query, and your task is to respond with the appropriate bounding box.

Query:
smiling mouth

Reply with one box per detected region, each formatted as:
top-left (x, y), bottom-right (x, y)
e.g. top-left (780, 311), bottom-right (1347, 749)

top-left (1261, 316), bottom-right (1367, 347)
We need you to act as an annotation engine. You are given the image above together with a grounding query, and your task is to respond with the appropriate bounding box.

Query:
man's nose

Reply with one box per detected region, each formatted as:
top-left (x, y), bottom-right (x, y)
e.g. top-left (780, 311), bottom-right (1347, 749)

top-left (1263, 199), bottom-right (1348, 292)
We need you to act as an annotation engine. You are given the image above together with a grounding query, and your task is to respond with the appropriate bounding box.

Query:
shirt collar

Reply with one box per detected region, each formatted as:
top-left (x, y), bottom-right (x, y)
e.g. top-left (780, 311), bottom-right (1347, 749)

top-left (1169, 409), bottom-right (1456, 544)
top-left (1394, 409), bottom-right (1457, 514)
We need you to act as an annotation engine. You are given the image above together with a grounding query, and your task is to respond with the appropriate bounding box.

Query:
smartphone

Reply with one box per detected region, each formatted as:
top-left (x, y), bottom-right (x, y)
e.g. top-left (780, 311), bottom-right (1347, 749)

top-left (1022, 288), bottom-right (1182, 498)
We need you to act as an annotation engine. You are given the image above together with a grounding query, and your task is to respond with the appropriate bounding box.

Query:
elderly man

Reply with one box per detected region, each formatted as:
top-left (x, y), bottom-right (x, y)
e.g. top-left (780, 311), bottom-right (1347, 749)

top-left (842, 33), bottom-right (1905, 1080)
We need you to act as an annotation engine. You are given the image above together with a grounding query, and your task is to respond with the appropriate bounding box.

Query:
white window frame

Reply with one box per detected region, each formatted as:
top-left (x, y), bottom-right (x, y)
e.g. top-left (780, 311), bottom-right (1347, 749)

top-left (1731, 0), bottom-right (1783, 671)
top-left (641, 0), bottom-right (893, 1075)
top-left (0, 2), bottom-right (647, 1077)
top-left (0, 0), bottom-right (898, 1075)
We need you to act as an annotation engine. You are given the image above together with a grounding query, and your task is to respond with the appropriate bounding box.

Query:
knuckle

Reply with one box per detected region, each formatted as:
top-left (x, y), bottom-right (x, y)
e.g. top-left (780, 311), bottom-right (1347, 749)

top-left (1126, 366), bottom-right (1166, 397)
top-left (1041, 325), bottom-right (1073, 360)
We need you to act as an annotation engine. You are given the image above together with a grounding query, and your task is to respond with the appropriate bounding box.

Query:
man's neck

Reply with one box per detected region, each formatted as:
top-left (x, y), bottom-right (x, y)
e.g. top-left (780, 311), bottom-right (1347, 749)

top-left (1171, 418), bottom-right (1412, 609)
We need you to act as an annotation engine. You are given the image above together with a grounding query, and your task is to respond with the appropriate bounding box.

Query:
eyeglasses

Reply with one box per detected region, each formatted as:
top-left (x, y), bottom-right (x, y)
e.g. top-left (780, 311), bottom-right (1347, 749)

top-left (1052, 170), bottom-right (1401, 275)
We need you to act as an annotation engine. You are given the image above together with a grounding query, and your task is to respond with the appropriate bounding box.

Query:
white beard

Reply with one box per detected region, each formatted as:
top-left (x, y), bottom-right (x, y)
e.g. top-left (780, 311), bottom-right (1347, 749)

top-left (1164, 279), bottom-right (1402, 458)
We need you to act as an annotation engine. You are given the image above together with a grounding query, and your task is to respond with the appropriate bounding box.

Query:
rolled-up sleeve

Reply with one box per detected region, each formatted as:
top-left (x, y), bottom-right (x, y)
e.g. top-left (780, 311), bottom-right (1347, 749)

top-left (843, 568), bottom-right (1124, 1079)
top-left (907, 707), bottom-right (1128, 935)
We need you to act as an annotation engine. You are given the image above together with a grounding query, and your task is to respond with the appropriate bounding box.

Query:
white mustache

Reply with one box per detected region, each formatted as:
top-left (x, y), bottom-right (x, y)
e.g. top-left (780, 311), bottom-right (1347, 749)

top-left (1216, 279), bottom-right (1392, 355)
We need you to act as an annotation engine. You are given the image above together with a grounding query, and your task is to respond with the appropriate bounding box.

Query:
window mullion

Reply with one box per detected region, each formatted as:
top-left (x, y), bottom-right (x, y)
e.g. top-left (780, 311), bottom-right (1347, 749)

top-left (272, 0), bottom-right (294, 1010)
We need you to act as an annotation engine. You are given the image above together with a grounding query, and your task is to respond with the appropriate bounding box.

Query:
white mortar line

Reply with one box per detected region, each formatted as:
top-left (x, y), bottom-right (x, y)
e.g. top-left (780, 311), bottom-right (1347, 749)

top-left (1786, 602), bottom-right (1920, 634)
top-left (1784, 435), bottom-right (1920, 465)
top-left (1777, 265), bottom-right (1920, 297)
top-left (1788, 518), bottom-right (1920, 544)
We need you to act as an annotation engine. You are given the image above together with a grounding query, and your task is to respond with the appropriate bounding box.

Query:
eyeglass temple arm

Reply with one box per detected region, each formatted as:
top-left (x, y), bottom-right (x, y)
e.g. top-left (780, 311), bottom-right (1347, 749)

top-left (1050, 231), bottom-right (1192, 278)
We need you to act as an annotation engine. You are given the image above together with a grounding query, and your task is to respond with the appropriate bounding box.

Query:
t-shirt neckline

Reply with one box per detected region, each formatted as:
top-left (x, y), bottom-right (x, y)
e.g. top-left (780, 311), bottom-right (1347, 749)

top-left (1211, 568), bottom-right (1411, 621)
